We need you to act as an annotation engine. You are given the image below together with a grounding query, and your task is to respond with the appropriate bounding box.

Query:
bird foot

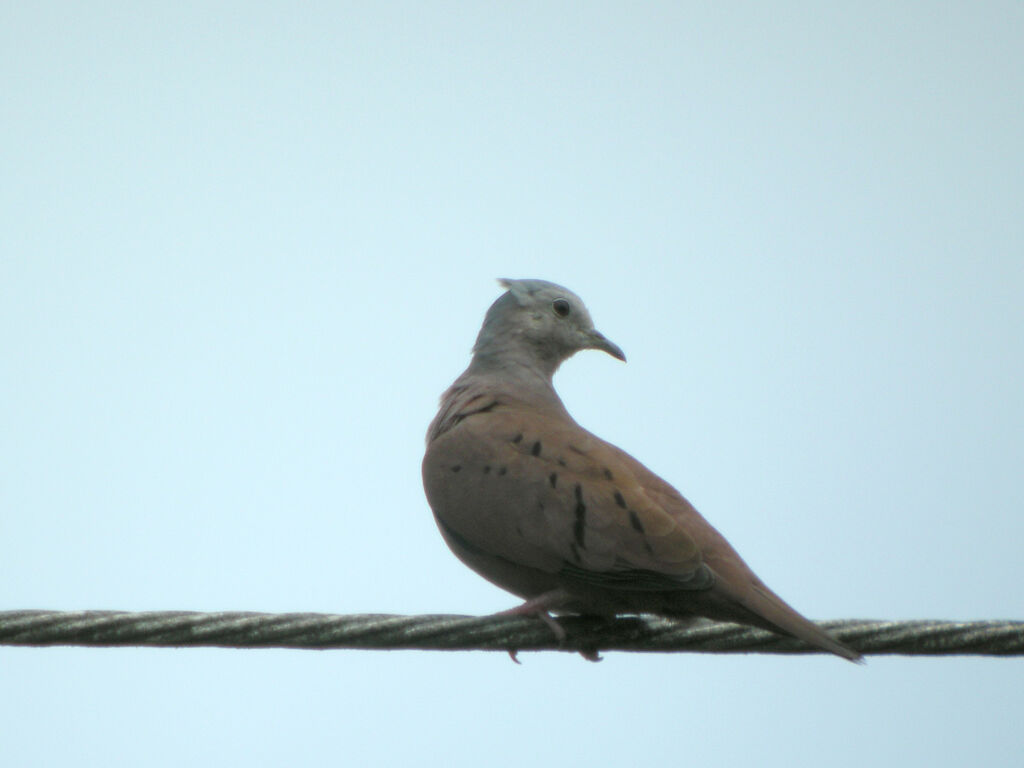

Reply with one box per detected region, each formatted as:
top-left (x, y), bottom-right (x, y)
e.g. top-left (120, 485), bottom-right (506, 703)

top-left (495, 591), bottom-right (602, 661)
top-left (494, 589), bottom-right (570, 641)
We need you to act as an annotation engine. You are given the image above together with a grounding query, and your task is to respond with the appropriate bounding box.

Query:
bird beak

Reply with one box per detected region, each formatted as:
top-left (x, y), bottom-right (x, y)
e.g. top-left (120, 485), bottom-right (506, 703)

top-left (586, 330), bottom-right (626, 362)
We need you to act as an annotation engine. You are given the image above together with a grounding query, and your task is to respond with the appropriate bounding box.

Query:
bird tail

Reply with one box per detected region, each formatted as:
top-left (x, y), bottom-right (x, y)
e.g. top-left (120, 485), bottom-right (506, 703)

top-left (686, 582), bottom-right (863, 663)
top-left (732, 584), bottom-right (862, 662)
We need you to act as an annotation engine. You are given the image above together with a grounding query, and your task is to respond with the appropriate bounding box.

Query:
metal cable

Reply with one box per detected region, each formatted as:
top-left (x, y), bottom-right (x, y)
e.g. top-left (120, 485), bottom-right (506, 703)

top-left (2, 611), bottom-right (1022, 657)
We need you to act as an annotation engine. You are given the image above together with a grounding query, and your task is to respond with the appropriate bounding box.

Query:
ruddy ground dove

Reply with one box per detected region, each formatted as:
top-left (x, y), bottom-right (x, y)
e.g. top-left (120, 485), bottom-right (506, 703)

top-left (422, 278), bottom-right (860, 661)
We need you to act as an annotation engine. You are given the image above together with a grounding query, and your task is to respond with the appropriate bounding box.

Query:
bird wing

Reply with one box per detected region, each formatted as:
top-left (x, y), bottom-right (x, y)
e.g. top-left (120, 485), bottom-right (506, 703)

top-left (425, 396), bottom-right (863, 661)
top-left (425, 401), bottom-right (713, 590)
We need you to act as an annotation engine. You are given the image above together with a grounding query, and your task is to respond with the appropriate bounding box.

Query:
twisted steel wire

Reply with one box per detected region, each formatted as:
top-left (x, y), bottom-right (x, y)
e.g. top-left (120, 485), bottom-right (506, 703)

top-left (2, 611), bottom-right (1022, 657)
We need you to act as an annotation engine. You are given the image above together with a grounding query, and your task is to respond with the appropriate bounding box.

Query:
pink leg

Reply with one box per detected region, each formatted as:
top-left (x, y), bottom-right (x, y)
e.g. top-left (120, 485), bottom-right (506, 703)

top-left (495, 590), bottom-right (603, 662)
top-left (494, 589), bottom-right (571, 642)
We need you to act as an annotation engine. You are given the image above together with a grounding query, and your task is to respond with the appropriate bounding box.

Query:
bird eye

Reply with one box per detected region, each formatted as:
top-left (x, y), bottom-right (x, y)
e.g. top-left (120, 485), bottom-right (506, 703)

top-left (552, 298), bottom-right (571, 318)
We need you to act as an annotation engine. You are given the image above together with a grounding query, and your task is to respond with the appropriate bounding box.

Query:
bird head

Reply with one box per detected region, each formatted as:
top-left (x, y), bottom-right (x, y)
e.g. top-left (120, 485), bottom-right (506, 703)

top-left (471, 279), bottom-right (625, 374)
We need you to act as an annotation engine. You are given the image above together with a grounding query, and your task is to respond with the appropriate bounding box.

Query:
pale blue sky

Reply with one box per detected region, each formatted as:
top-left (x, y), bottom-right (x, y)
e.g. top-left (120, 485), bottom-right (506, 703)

top-left (2, 2), bottom-right (1023, 766)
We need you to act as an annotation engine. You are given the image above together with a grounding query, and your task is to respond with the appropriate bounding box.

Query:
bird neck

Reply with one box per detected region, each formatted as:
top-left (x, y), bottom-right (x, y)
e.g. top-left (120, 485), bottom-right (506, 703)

top-left (468, 347), bottom-right (559, 385)
top-left (460, 349), bottom-right (568, 412)
top-left (426, 353), bottom-right (570, 444)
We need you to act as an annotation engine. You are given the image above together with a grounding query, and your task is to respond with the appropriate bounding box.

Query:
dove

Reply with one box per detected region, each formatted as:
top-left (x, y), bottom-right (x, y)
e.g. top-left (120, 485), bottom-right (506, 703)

top-left (422, 278), bottom-right (860, 661)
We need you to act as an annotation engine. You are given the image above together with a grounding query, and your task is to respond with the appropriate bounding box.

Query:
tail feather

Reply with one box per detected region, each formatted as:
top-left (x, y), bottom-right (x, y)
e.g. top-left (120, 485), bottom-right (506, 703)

top-left (738, 584), bottom-right (862, 662)
top-left (676, 581), bottom-right (862, 662)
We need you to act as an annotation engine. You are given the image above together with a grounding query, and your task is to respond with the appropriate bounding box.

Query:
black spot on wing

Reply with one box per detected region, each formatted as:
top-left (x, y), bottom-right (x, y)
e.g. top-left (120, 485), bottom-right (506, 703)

top-left (449, 399), bottom-right (500, 428)
top-left (483, 465), bottom-right (491, 474)
top-left (613, 491), bottom-right (627, 508)
top-left (512, 433), bottom-right (523, 444)
top-left (603, 468), bottom-right (613, 480)
top-left (451, 465), bottom-right (462, 473)
top-left (531, 441), bottom-right (542, 457)
top-left (628, 510), bottom-right (644, 533)
top-left (549, 473), bottom-right (557, 489)
top-left (498, 466), bottom-right (508, 476)
top-left (573, 483), bottom-right (586, 548)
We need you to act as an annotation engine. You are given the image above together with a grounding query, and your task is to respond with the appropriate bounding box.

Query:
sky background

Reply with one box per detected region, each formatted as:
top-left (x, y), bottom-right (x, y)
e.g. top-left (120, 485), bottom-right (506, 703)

top-left (2, 2), bottom-right (1023, 765)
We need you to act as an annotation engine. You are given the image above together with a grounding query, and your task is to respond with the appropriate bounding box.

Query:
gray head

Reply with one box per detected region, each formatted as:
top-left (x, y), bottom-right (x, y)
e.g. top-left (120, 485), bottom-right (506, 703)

top-left (471, 279), bottom-right (625, 377)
